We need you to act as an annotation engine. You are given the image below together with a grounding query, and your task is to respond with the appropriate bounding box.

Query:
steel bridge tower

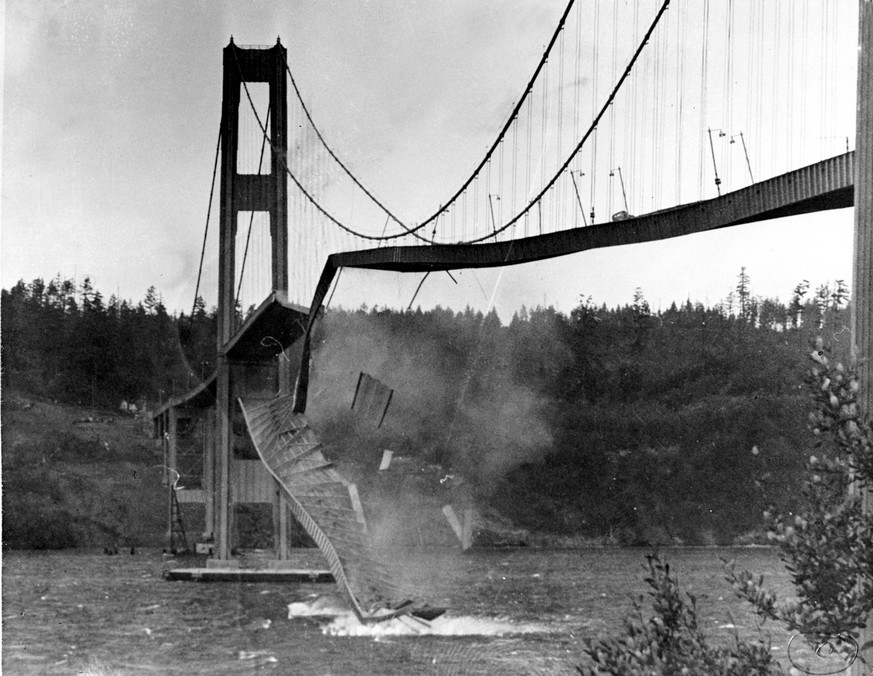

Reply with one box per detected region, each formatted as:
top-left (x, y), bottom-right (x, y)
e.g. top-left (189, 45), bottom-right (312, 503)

top-left (215, 38), bottom-right (288, 562)
top-left (154, 38), bottom-right (309, 566)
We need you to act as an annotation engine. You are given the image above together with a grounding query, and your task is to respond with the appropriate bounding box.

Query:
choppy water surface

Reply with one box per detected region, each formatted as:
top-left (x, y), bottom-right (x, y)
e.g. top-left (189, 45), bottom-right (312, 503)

top-left (3, 547), bottom-right (796, 675)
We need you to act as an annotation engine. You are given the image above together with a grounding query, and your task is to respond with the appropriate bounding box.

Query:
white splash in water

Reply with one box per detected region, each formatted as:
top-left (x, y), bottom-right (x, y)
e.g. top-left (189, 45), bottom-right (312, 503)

top-left (288, 594), bottom-right (551, 637)
top-left (321, 611), bottom-right (550, 637)
top-left (287, 593), bottom-right (350, 618)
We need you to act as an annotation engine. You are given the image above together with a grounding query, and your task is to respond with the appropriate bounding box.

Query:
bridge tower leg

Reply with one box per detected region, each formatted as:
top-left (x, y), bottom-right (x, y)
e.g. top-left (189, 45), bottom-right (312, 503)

top-left (215, 38), bottom-right (288, 561)
top-left (852, 2), bottom-right (872, 673)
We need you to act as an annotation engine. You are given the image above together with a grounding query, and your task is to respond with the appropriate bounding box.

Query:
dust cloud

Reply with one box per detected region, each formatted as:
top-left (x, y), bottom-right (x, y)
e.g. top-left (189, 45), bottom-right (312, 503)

top-left (305, 308), bottom-right (554, 493)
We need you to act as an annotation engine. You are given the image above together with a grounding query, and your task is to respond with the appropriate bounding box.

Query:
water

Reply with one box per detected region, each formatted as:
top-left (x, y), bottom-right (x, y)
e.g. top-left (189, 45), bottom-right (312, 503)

top-left (2, 547), bottom-right (796, 675)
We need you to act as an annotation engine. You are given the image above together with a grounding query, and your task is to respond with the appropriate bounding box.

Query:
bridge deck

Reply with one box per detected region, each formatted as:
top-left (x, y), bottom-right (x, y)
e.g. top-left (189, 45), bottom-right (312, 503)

top-left (293, 152), bottom-right (854, 412)
top-left (334, 152), bottom-right (853, 273)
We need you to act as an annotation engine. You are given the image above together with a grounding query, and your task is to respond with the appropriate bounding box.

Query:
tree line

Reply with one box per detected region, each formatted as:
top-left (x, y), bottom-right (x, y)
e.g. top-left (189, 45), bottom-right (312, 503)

top-left (1, 276), bottom-right (215, 409)
top-left (309, 268), bottom-right (853, 544)
top-left (1, 270), bottom-right (852, 542)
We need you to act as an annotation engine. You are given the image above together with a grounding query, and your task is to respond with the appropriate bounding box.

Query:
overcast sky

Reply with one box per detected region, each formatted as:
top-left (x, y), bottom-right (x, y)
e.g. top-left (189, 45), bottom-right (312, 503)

top-left (1, 1), bottom-right (860, 321)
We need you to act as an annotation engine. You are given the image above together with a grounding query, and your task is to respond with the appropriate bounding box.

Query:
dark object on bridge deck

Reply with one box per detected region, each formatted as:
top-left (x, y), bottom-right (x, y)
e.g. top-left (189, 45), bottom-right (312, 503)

top-left (351, 372), bottom-right (393, 428)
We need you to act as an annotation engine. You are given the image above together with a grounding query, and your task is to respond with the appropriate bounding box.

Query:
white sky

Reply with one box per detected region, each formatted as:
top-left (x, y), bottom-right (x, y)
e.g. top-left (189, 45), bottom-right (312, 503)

top-left (0, 1), bottom-right (860, 321)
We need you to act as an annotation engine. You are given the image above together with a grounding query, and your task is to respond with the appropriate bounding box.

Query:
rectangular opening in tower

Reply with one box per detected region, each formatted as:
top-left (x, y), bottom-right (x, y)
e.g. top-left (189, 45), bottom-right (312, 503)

top-left (234, 211), bottom-right (272, 317)
top-left (237, 82), bottom-right (272, 175)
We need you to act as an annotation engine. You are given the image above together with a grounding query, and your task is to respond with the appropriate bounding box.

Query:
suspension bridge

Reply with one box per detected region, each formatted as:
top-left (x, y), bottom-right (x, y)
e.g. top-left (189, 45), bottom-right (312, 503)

top-left (155, 0), bottom-right (872, 640)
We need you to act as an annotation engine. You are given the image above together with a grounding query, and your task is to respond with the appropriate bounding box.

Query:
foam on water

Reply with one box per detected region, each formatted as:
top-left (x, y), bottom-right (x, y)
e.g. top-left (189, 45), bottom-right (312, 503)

top-left (286, 600), bottom-right (340, 618)
top-left (301, 610), bottom-right (549, 637)
top-left (286, 592), bottom-right (353, 618)
top-left (288, 593), bottom-right (551, 637)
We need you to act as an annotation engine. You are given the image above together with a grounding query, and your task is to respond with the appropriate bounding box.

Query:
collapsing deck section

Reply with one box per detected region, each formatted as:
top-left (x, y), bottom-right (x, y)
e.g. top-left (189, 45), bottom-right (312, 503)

top-left (238, 394), bottom-right (443, 623)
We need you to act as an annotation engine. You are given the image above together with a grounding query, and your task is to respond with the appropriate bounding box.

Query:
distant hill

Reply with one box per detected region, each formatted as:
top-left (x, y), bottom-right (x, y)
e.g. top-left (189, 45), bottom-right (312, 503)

top-left (2, 392), bottom-right (166, 550)
top-left (1, 271), bottom-right (852, 548)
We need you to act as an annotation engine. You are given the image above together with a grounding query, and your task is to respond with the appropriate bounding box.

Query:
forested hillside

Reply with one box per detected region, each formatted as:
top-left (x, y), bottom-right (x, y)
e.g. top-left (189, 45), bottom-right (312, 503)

top-left (1, 277), bottom-right (215, 408)
top-left (1, 271), bottom-right (852, 545)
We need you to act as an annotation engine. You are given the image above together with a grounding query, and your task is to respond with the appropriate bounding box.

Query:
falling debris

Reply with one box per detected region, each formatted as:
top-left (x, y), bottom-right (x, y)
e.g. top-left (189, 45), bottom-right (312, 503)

top-left (379, 450), bottom-right (393, 471)
top-left (239, 395), bottom-right (446, 624)
top-left (439, 473), bottom-right (466, 489)
top-left (442, 505), bottom-right (473, 551)
top-left (351, 372), bottom-right (393, 428)
top-left (443, 505), bottom-right (462, 541)
top-left (347, 483), bottom-right (367, 529)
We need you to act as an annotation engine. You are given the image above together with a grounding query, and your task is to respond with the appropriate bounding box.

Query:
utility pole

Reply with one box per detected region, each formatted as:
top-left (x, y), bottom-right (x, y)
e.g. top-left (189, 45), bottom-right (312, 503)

top-left (707, 128), bottom-right (725, 196)
top-left (569, 171), bottom-right (589, 226)
top-left (609, 167), bottom-right (629, 214)
top-left (488, 194), bottom-right (500, 238)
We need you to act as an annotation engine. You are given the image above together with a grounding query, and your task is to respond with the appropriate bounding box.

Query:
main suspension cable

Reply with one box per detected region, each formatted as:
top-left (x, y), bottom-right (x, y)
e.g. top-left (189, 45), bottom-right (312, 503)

top-left (408, 0), bottom-right (578, 238)
top-left (234, 0), bottom-right (664, 249)
top-left (460, 0), bottom-right (672, 245)
top-left (281, 50), bottom-right (410, 234)
top-left (232, 44), bottom-right (427, 242)
top-left (191, 123), bottom-right (222, 319)
top-left (273, 0), bottom-right (577, 245)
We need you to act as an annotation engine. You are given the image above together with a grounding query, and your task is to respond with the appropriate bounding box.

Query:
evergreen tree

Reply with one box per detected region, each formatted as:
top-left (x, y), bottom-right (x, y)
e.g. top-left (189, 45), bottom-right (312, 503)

top-left (790, 279), bottom-right (810, 328)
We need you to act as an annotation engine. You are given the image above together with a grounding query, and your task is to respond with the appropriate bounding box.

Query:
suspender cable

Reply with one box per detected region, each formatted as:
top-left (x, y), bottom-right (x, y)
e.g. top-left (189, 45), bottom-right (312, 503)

top-left (608, 1), bottom-right (617, 216)
top-left (240, 1), bottom-right (657, 248)
top-left (724, 0), bottom-right (734, 187)
top-left (462, 0), bottom-right (672, 245)
top-left (755, 0), bottom-right (765, 174)
top-left (745, 0), bottom-right (756, 175)
top-left (415, 0), bottom-right (576, 238)
top-left (191, 124), bottom-right (222, 320)
top-left (676, 0), bottom-right (686, 206)
top-left (541, 58), bottom-right (549, 234)
top-left (282, 52), bottom-right (410, 234)
top-left (498, 141), bottom-right (505, 235)
top-left (473, 176), bottom-right (479, 238)
top-left (557, 29), bottom-right (565, 229)
top-left (656, 0), bottom-right (668, 208)
top-left (698, 0), bottom-right (710, 198)
top-left (511, 113), bottom-right (518, 230)
top-left (573, 1), bottom-right (582, 227)
top-left (772, 3), bottom-right (781, 172)
top-left (590, 0), bottom-right (600, 225)
top-left (233, 45), bottom-right (427, 243)
top-left (281, 2), bottom-right (576, 243)
top-left (826, 1), bottom-right (837, 153)
top-left (652, 0), bottom-right (658, 208)
top-left (787, 2), bottom-right (795, 170)
top-left (485, 160), bottom-right (492, 239)
top-left (525, 95), bottom-right (533, 237)
top-left (800, 0), bottom-right (809, 165)
top-left (819, 1), bottom-right (827, 157)
top-left (630, 1), bottom-right (640, 214)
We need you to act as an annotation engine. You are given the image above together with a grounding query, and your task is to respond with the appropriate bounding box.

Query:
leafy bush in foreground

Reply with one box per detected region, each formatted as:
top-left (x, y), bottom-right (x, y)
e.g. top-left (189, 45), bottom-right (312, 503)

top-left (724, 340), bottom-right (872, 659)
top-left (578, 554), bottom-right (780, 675)
top-left (581, 342), bottom-right (873, 674)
